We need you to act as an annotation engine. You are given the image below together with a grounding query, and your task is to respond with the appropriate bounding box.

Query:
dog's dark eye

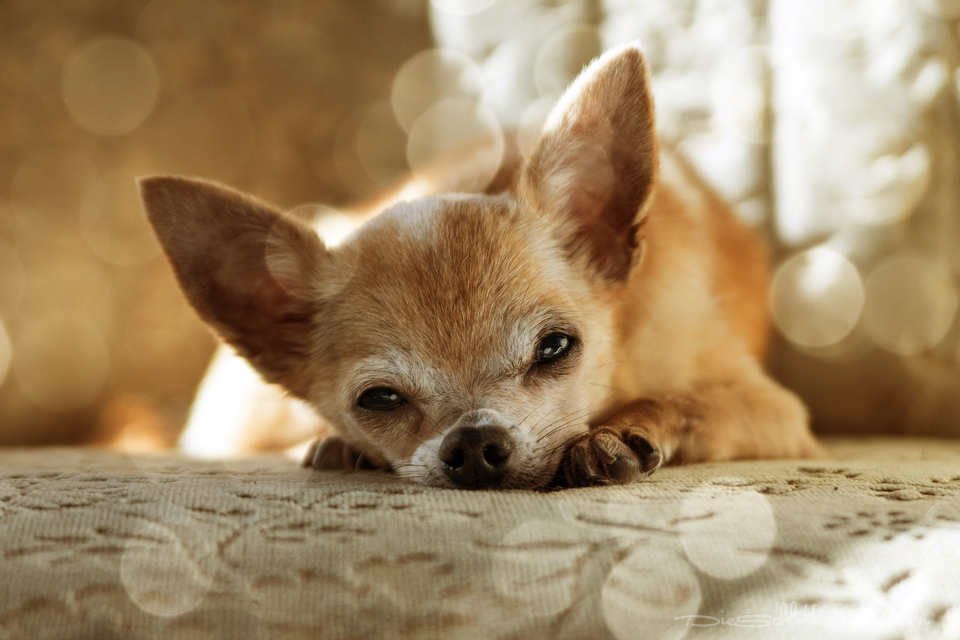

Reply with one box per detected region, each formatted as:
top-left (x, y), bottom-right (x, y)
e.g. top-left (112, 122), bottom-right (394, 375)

top-left (358, 387), bottom-right (405, 411)
top-left (535, 334), bottom-right (572, 364)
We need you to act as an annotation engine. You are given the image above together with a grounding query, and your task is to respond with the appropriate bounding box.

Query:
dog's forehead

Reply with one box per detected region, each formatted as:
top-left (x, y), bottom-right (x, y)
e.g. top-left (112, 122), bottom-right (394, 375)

top-left (330, 194), bottom-right (576, 366)
top-left (346, 194), bottom-right (529, 290)
top-left (358, 194), bottom-right (506, 247)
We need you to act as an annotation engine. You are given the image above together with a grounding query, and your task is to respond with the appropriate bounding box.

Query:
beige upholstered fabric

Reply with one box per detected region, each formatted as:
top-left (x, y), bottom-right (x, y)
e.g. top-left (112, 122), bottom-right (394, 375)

top-left (2, 438), bottom-right (958, 639)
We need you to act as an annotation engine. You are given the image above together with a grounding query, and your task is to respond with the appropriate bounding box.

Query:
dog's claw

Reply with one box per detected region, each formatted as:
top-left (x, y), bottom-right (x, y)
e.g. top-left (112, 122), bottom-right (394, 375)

top-left (566, 444), bottom-right (607, 486)
top-left (627, 433), bottom-right (661, 473)
top-left (563, 428), bottom-right (662, 487)
top-left (591, 438), bottom-right (618, 465)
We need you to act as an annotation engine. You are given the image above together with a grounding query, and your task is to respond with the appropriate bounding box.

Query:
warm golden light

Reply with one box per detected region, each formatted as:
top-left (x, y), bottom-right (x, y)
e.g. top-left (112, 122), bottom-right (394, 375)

top-left (0, 319), bottom-right (11, 390)
top-left (391, 48), bottom-right (485, 133)
top-left (11, 149), bottom-right (99, 240)
top-left (81, 170), bottom-right (161, 266)
top-left (771, 247), bottom-right (865, 349)
top-left (407, 98), bottom-right (504, 188)
top-left (13, 318), bottom-right (110, 413)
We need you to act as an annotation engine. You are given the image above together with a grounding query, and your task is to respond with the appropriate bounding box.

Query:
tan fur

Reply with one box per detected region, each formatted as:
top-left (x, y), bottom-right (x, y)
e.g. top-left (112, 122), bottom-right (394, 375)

top-left (141, 43), bottom-right (820, 490)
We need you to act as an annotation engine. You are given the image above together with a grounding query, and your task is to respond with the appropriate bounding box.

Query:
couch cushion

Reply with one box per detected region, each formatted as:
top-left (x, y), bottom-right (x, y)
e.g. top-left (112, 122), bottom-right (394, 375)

top-left (1, 437), bottom-right (958, 639)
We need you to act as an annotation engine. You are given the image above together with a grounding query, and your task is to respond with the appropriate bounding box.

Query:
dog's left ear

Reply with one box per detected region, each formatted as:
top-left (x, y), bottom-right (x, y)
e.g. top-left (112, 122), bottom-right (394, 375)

top-left (519, 43), bottom-right (658, 281)
top-left (139, 176), bottom-right (326, 398)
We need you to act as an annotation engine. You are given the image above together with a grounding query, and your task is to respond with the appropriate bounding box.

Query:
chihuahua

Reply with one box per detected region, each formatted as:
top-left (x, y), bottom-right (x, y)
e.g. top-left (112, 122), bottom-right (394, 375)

top-left (140, 43), bottom-right (821, 490)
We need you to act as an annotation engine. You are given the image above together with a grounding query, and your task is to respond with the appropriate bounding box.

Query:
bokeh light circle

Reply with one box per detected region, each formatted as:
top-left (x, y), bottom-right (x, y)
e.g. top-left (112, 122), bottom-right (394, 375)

top-left (391, 48), bottom-right (485, 133)
top-left (62, 36), bottom-right (160, 136)
top-left (771, 248), bottom-right (865, 348)
top-left (863, 254), bottom-right (958, 355)
top-left (13, 318), bottom-right (110, 412)
top-left (678, 486), bottom-right (776, 580)
top-left (601, 543), bottom-right (701, 640)
top-left (491, 519), bottom-right (585, 617)
top-left (406, 98), bottom-right (504, 189)
top-left (288, 204), bottom-right (361, 249)
top-left (120, 521), bottom-right (213, 617)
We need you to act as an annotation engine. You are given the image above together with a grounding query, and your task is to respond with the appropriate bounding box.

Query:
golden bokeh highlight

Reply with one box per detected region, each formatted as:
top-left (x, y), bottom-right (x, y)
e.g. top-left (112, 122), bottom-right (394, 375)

top-left (61, 36), bottom-right (160, 136)
top-left (391, 48), bottom-right (485, 133)
top-left (81, 170), bottom-right (161, 266)
top-left (407, 98), bottom-right (504, 188)
top-left (771, 247), bottom-right (865, 348)
top-left (13, 318), bottom-right (110, 413)
top-left (863, 254), bottom-right (958, 355)
top-left (11, 149), bottom-right (100, 240)
top-left (289, 205), bottom-right (361, 249)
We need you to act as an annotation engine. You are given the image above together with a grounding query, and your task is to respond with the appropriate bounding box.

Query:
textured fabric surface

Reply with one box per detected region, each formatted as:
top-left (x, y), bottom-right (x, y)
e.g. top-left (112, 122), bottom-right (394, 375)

top-left (1, 438), bottom-right (959, 639)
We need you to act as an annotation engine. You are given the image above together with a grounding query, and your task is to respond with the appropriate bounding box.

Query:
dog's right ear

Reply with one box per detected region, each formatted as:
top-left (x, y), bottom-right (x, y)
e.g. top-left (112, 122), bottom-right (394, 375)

top-left (139, 176), bottom-right (327, 397)
top-left (519, 43), bottom-right (658, 282)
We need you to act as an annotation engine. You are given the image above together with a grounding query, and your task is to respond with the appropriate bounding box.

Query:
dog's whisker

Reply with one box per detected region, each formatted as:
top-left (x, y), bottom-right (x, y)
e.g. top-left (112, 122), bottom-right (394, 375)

top-left (534, 406), bottom-right (604, 441)
top-left (516, 403), bottom-right (545, 431)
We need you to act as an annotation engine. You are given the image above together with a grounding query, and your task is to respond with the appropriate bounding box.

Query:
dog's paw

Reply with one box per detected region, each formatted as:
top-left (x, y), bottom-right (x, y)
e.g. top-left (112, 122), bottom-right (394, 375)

top-left (303, 436), bottom-right (381, 472)
top-left (562, 427), bottom-right (662, 487)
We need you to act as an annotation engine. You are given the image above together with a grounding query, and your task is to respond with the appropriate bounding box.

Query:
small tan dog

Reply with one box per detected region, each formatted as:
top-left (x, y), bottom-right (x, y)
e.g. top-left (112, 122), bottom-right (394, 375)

top-left (141, 43), bottom-right (820, 490)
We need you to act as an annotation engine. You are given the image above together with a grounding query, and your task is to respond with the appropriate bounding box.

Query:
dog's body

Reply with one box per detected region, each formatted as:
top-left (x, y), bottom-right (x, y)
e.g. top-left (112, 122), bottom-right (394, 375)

top-left (141, 44), bottom-right (820, 490)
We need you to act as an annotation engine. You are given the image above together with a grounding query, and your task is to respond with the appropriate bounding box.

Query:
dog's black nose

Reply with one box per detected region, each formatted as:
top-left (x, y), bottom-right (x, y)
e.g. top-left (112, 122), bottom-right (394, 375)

top-left (439, 426), bottom-right (513, 488)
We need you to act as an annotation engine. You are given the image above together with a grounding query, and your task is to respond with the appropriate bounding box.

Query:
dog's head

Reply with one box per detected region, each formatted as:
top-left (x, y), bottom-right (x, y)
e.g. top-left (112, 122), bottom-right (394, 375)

top-left (141, 43), bottom-right (658, 489)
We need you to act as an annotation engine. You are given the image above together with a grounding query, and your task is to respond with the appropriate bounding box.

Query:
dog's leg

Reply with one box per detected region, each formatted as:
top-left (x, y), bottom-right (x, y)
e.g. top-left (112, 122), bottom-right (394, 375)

top-left (562, 379), bottom-right (821, 487)
top-left (303, 436), bottom-right (383, 472)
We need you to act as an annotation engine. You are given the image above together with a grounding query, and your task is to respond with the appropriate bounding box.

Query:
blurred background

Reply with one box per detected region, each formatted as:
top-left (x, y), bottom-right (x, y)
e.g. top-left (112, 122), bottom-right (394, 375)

top-left (2, 0), bottom-right (960, 449)
top-left (0, 0), bottom-right (430, 447)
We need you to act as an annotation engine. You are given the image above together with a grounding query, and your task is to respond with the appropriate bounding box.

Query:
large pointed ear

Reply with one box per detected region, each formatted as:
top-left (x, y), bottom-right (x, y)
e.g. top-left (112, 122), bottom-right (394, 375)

top-left (139, 176), bottom-right (327, 397)
top-left (519, 43), bottom-right (658, 281)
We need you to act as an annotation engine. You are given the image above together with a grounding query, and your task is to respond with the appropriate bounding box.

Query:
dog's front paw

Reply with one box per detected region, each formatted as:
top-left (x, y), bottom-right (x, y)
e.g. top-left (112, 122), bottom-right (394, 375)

top-left (562, 427), bottom-right (662, 487)
top-left (303, 436), bottom-right (381, 472)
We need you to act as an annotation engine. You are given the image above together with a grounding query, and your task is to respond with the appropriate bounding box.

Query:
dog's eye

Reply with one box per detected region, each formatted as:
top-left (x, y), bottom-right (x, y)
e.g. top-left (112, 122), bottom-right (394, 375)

top-left (535, 333), bottom-right (572, 364)
top-left (358, 387), bottom-right (405, 411)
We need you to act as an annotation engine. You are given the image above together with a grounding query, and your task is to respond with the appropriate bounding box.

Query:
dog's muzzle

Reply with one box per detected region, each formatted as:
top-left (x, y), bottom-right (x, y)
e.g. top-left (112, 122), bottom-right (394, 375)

top-left (438, 424), bottom-right (514, 488)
